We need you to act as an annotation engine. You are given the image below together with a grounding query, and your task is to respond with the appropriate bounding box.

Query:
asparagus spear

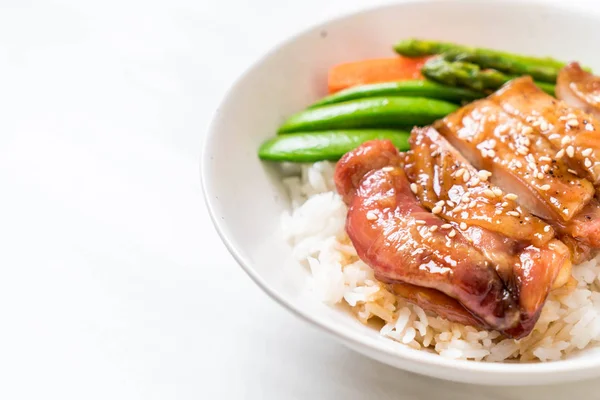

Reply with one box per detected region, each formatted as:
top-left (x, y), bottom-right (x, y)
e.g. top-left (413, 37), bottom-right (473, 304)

top-left (421, 58), bottom-right (555, 96)
top-left (394, 38), bottom-right (567, 83)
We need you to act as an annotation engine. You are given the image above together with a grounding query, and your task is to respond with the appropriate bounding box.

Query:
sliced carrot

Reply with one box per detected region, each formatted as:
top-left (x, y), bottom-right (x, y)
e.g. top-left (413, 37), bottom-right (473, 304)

top-left (327, 56), bottom-right (432, 94)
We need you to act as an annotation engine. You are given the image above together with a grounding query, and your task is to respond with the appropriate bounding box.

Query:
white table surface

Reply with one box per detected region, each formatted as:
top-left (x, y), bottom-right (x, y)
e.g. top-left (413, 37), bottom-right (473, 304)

top-left (2, 0), bottom-right (600, 398)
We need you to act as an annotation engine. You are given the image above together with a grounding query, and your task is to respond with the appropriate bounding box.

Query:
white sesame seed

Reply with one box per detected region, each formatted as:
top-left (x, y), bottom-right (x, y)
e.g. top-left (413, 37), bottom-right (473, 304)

top-left (526, 116), bottom-right (535, 123)
top-left (556, 149), bottom-right (565, 158)
top-left (544, 225), bottom-right (551, 232)
top-left (470, 177), bottom-right (480, 186)
top-left (416, 220), bottom-right (426, 225)
top-left (567, 119), bottom-right (579, 127)
top-left (567, 145), bottom-right (575, 158)
top-left (495, 209), bottom-right (502, 215)
top-left (563, 208), bottom-right (569, 215)
top-left (432, 206), bottom-right (442, 214)
top-left (538, 156), bottom-right (551, 162)
top-left (540, 121), bottom-right (549, 131)
top-left (459, 222), bottom-right (467, 230)
top-left (441, 224), bottom-right (452, 229)
top-left (429, 225), bottom-right (438, 232)
top-left (430, 150), bottom-right (439, 157)
top-left (567, 113), bottom-right (577, 119)
top-left (455, 168), bottom-right (465, 178)
top-left (568, 169), bottom-right (579, 175)
top-left (586, 123), bottom-right (595, 131)
top-left (448, 230), bottom-right (456, 238)
top-left (492, 188), bottom-right (503, 197)
top-left (548, 133), bottom-right (561, 140)
top-left (410, 183), bottom-right (418, 194)
top-left (436, 200), bottom-right (445, 207)
top-left (582, 148), bottom-right (593, 157)
top-left (366, 210), bottom-right (377, 220)
top-left (501, 202), bottom-right (509, 207)
top-left (537, 172), bottom-right (545, 179)
top-left (540, 184), bottom-right (551, 191)
top-left (514, 161), bottom-right (523, 168)
top-left (463, 171), bottom-right (470, 183)
top-left (478, 170), bottom-right (492, 181)
top-left (488, 149), bottom-right (496, 158)
top-left (522, 126), bottom-right (533, 135)
top-left (585, 158), bottom-right (592, 168)
top-left (517, 147), bottom-right (529, 155)
top-left (505, 193), bottom-right (518, 200)
top-left (483, 189), bottom-right (495, 198)
top-left (382, 166), bottom-right (394, 172)
top-left (561, 136), bottom-right (572, 146)
top-left (507, 211), bottom-right (520, 217)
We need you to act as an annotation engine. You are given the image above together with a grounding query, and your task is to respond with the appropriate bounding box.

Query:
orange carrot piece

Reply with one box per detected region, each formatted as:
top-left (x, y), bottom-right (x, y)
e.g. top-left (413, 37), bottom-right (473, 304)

top-left (327, 56), bottom-right (432, 94)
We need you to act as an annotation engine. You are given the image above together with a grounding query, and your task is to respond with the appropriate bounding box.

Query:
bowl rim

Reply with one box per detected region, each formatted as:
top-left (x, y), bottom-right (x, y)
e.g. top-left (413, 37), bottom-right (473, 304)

top-left (202, 0), bottom-right (600, 380)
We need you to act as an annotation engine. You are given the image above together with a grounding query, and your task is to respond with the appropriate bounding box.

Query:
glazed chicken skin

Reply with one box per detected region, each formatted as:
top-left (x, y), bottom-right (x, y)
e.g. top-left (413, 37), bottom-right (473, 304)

top-left (557, 62), bottom-right (600, 120)
top-left (405, 127), bottom-right (555, 245)
top-left (390, 282), bottom-right (484, 328)
top-left (435, 99), bottom-right (594, 222)
top-left (407, 128), bottom-right (571, 335)
top-left (492, 77), bottom-right (600, 186)
top-left (335, 139), bottom-right (571, 338)
top-left (435, 84), bottom-right (600, 252)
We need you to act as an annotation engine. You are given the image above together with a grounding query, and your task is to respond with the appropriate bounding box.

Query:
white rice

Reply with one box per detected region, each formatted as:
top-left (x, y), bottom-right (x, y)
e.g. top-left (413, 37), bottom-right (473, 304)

top-left (281, 161), bottom-right (600, 362)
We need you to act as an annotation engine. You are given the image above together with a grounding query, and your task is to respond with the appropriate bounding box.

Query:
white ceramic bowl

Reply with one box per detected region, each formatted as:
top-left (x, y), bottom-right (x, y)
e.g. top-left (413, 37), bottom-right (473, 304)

top-left (203, 0), bottom-right (600, 385)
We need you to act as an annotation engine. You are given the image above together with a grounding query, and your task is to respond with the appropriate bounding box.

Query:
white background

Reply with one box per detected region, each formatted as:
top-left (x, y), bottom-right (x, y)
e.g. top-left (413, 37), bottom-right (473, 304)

top-left (1, 0), bottom-right (599, 398)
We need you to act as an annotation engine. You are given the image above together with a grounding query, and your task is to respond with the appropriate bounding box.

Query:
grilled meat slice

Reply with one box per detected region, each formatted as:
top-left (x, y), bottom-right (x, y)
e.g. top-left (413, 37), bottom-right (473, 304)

top-left (335, 140), bottom-right (571, 338)
top-left (334, 139), bottom-right (402, 204)
top-left (557, 62), bottom-right (600, 119)
top-left (491, 77), bottom-right (600, 185)
top-left (405, 128), bottom-right (572, 336)
top-left (335, 140), bottom-right (520, 331)
top-left (559, 234), bottom-right (594, 265)
top-left (552, 199), bottom-right (600, 249)
top-left (390, 282), bottom-right (485, 328)
top-left (435, 99), bottom-right (594, 222)
top-left (435, 84), bottom-right (600, 252)
top-left (406, 126), bottom-right (554, 246)
top-left (506, 241), bottom-right (571, 338)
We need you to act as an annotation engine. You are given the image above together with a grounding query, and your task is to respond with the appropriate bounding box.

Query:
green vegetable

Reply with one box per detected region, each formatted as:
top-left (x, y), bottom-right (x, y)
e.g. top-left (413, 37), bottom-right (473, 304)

top-left (394, 38), bottom-right (569, 83)
top-left (531, 81), bottom-right (556, 97)
top-left (258, 130), bottom-right (410, 162)
top-left (308, 80), bottom-right (483, 108)
top-left (277, 97), bottom-right (459, 134)
top-left (421, 58), bottom-right (555, 96)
